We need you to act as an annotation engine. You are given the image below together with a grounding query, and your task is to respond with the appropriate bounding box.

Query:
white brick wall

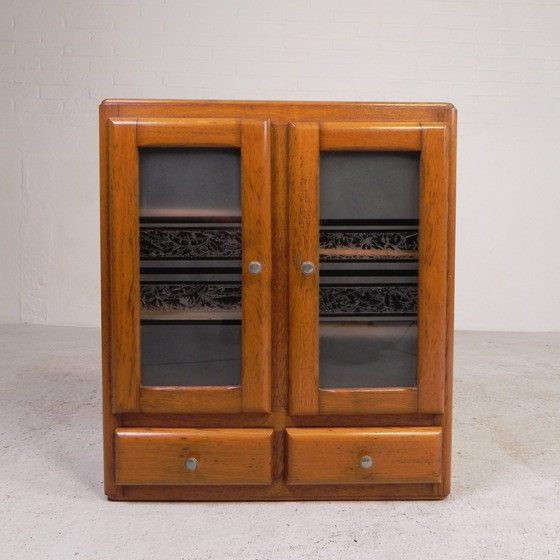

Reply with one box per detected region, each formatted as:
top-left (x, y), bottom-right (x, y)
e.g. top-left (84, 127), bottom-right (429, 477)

top-left (1, 0), bottom-right (559, 330)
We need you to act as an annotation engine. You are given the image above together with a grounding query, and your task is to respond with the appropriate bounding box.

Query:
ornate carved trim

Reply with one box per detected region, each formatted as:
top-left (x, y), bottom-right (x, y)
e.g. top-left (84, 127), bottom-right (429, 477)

top-left (319, 285), bottom-right (417, 315)
top-left (141, 283), bottom-right (241, 311)
top-left (140, 228), bottom-right (241, 259)
top-left (319, 230), bottom-right (418, 258)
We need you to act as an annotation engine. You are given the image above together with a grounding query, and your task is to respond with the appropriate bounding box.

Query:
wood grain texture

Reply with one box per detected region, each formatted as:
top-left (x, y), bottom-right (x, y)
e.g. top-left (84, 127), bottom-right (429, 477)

top-left (288, 122), bottom-right (320, 415)
top-left (100, 100), bottom-right (456, 501)
top-left (114, 482), bottom-right (440, 501)
top-left (115, 428), bottom-right (273, 485)
top-left (271, 124), bottom-right (289, 410)
top-left (417, 124), bottom-right (449, 413)
top-left (120, 410), bottom-right (438, 429)
top-left (320, 122), bottom-right (422, 151)
top-left (319, 388), bottom-right (418, 415)
top-left (108, 119), bottom-right (140, 413)
top-left (319, 248), bottom-right (418, 259)
top-left (100, 103), bottom-right (124, 498)
top-left (136, 117), bottom-right (240, 147)
top-left (104, 99), bottom-right (454, 126)
top-left (305, 123), bottom-right (440, 417)
top-left (109, 118), bottom-right (273, 416)
top-left (241, 120), bottom-right (272, 412)
top-left (286, 427), bottom-right (442, 485)
top-left (437, 106), bottom-right (457, 498)
top-left (139, 386), bottom-right (242, 414)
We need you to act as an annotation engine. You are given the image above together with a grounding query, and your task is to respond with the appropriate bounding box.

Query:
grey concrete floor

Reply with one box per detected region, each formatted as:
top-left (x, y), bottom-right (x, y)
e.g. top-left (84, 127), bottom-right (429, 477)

top-left (0, 325), bottom-right (559, 559)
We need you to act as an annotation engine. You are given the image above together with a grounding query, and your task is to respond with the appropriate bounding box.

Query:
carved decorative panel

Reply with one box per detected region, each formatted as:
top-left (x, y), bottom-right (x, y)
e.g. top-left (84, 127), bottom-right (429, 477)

top-left (141, 283), bottom-right (241, 312)
top-left (140, 228), bottom-right (241, 259)
top-left (319, 285), bottom-right (418, 315)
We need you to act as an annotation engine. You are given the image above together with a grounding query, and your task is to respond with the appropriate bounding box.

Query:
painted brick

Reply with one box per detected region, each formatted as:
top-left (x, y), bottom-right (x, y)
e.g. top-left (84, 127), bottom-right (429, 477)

top-left (0, 69), bottom-right (15, 84)
top-left (2, 0), bottom-right (560, 330)
top-left (0, 54), bottom-right (40, 70)
top-left (15, 99), bottom-right (63, 114)
top-left (0, 41), bottom-right (14, 55)
top-left (63, 40), bottom-right (113, 58)
top-left (39, 84), bottom-right (87, 100)
top-left (65, 15), bottom-right (115, 31)
top-left (113, 71), bottom-right (160, 86)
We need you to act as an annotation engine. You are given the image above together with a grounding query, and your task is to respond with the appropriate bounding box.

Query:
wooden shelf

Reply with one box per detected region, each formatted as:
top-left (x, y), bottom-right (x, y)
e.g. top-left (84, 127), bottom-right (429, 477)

top-left (319, 248), bottom-right (418, 259)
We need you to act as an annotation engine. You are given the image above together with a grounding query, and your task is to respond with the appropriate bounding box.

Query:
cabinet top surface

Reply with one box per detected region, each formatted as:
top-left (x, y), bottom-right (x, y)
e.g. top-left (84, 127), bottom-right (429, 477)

top-left (100, 99), bottom-right (456, 122)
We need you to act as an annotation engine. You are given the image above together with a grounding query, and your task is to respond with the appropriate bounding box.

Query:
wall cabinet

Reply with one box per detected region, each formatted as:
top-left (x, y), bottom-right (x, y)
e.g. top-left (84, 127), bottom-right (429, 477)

top-left (100, 100), bottom-right (456, 500)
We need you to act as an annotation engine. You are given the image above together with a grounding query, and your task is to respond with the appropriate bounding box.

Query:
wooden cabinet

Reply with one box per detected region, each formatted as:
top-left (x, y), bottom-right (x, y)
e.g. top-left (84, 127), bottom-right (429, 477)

top-left (100, 100), bottom-right (456, 500)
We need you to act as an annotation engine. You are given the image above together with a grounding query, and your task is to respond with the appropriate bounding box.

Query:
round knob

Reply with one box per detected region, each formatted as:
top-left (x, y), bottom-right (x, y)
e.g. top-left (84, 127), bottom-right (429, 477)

top-left (184, 457), bottom-right (198, 472)
top-left (360, 455), bottom-right (373, 469)
top-left (301, 261), bottom-right (315, 275)
top-left (248, 261), bottom-right (262, 275)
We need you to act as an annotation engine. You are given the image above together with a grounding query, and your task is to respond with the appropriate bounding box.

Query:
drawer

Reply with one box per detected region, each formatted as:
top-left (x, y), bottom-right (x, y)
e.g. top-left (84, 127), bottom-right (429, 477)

top-left (115, 428), bottom-right (274, 485)
top-left (286, 427), bottom-right (442, 485)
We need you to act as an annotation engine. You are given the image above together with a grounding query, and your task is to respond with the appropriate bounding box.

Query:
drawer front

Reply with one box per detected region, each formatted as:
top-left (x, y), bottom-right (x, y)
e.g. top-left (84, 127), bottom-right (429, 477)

top-left (115, 428), bottom-right (274, 485)
top-left (286, 427), bottom-right (442, 485)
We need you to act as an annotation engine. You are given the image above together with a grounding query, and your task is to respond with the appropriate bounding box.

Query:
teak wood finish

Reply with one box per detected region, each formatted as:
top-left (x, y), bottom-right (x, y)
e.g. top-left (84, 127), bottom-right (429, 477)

top-left (108, 117), bottom-right (272, 415)
top-left (100, 99), bottom-right (456, 501)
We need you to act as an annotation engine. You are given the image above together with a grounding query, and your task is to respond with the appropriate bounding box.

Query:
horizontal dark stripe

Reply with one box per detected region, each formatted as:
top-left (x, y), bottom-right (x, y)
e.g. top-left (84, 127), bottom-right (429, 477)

top-left (319, 219), bottom-right (419, 226)
top-left (141, 257), bottom-right (241, 261)
top-left (141, 319), bottom-right (241, 326)
top-left (320, 282), bottom-right (417, 287)
top-left (140, 216), bottom-right (242, 224)
top-left (320, 258), bottom-right (418, 264)
top-left (140, 267), bottom-right (241, 274)
top-left (319, 313), bottom-right (417, 318)
top-left (140, 280), bottom-right (240, 285)
top-left (320, 269), bottom-right (418, 277)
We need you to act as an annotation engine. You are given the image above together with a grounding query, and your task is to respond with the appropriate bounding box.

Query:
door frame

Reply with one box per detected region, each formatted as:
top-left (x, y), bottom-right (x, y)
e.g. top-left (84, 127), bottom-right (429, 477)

top-left (107, 117), bottom-right (272, 414)
top-left (288, 121), bottom-right (449, 415)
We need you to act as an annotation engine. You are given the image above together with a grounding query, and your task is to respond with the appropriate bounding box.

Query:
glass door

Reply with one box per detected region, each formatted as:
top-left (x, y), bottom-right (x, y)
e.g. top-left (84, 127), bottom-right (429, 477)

top-left (289, 122), bottom-right (449, 415)
top-left (108, 117), bottom-right (272, 413)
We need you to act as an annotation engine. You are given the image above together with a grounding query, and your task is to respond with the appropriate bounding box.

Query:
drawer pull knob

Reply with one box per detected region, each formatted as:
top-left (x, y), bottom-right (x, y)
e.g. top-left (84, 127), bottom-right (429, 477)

top-left (360, 455), bottom-right (373, 469)
top-left (301, 261), bottom-right (315, 275)
top-left (248, 261), bottom-right (263, 275)
top-left (184, 457), bottom-right (198, 472)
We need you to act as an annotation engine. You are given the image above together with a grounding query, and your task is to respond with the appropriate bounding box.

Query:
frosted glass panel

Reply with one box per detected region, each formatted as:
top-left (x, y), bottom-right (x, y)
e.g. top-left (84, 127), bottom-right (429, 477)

top-left (319, 150), bottom-right (419, 389)
top-left (319, 321), bottom-right (417, 388)
top-left (141, 323), bottom-right (241, 386)
top-left (138, 147), bottom-right (243, 387)
top-left (320, 152), bottom-right (419, 221)
top-left (139, 148), bottom-right (241, 219)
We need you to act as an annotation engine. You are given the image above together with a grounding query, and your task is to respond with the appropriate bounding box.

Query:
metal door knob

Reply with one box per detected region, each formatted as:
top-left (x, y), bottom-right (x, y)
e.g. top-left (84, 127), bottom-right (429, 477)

top-left (248, 261), bottom-right (263, 275)
top-left (301, 261), bottom-right (315, 275)
top-left (360, 455), bottom-right (373, 469)
top-left (184, 457), bottom-right (198, 472)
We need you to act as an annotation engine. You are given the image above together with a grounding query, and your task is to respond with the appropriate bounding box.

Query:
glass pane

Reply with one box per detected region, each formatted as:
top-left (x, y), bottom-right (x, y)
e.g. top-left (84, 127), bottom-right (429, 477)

top-left (139, 148), bottom-right (241, 219)
top-left (141, 322), bottom-right (241, 386)
top-left (138, 148), bottom-right (242, 387)
top-left (319, 151), bottom-right (420, 389)
top-left (320, 152), bottom-right (419, 221)
top-left (320, 321), bottom-right (417, 388)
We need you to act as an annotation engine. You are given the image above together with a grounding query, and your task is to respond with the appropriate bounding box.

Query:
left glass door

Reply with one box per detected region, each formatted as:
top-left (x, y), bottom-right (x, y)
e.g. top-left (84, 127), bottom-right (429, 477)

top-left (108, 117), bottom-right (271, 414)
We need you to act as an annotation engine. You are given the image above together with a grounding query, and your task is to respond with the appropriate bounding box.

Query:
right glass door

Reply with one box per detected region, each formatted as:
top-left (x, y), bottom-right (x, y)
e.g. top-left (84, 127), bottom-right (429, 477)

top-left (289, 122), bottom-right (449, 415)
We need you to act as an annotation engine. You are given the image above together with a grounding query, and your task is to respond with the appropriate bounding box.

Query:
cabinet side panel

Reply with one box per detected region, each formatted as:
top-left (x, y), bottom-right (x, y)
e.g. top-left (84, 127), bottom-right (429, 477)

top-left (437, 108), bottom-right (457, 497)
top-left (100, 103), bottom-right (123, 498)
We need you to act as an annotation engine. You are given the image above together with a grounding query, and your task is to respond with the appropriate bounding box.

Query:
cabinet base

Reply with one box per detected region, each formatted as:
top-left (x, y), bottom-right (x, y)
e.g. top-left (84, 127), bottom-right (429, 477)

top-left (107, 482), bottom-right (449, 501)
